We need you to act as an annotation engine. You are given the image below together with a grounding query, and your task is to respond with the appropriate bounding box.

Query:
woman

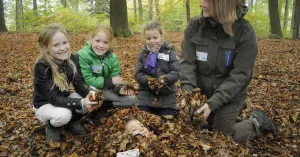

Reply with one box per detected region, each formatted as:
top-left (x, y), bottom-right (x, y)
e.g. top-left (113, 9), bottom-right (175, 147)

top-left (180, 0), bottom-right (276, 143)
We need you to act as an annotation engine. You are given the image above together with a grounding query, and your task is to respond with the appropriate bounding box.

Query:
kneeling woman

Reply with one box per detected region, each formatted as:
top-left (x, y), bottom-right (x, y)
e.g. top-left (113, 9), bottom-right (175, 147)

top-left (33, 24), bottom-right (97, 142)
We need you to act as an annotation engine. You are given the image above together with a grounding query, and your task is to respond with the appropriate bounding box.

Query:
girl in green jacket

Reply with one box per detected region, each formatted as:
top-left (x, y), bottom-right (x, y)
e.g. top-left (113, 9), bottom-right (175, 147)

top-left (77, 24), bottom-right (136, 126)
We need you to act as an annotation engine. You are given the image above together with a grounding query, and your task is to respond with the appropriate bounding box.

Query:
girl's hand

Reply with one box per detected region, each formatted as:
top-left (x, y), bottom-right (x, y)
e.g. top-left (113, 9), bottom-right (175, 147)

top-left (196, 103), bottom-right (211, 119)
top-left (125, 89), bottom-right (135, 96)
top-left (84, 91), bottom-right (98, 112)
top-left (87, 91), bottom-right (96, 100)
top-left (112, 76), bottom-right (123, 85)
top-left (160, 78), bottom-right (164, 84)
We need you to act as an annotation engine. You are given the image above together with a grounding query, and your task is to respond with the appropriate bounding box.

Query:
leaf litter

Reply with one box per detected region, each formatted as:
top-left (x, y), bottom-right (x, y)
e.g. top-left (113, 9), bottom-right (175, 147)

top-left (0, 33), bottom-right (299, 156)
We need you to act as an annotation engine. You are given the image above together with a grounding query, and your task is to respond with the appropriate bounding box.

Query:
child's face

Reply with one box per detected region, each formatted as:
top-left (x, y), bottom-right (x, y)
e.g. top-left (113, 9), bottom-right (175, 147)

top-left (48, 31), bottom-right (70, 63)
top-left (91, 31), bottom-right (110, 56)
top-left (144, 29), bottom-right (163, 49)
top-left (126, 120), bottom-right (150, 136)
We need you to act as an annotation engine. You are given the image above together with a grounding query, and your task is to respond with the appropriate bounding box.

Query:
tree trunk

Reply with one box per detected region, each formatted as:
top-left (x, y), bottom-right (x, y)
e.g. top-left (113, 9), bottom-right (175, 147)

top-left (33, 0), bottom-right (38, 15)
top-left (292, 0), bottom-right (300, 39)
top-left (291, 0), bottom-right (295, 32)
top-left (95, 0), bottom-right (101, 13)
top-left (155, 0), bottom-right (160, 21)
top-left (43, 0), bottom-right (47, 13)
top-left (133, 0), bottom-right (137, 21)
top-left (283, 0), bottom-right (289, 32)
top-left (0, 0), bottom-right (7, 32)
top-left (138, 0), bottom-right (143, 23)
top-left (268, 0), bottom-right (283, 38)
top-left (186, 0), bottom-right (190, 23)
top-left (110, 0), bottom-right (132, 37)
top-left (61, 0), bottom-right (67, 8)
top-left (148, 0), bottom-right (153, 21)
top-left (16, 0), bottom-right (23, 31)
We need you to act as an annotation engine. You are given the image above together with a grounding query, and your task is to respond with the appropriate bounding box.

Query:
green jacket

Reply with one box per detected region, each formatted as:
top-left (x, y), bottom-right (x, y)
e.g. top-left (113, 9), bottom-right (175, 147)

top-left (180, 15), bottom-right (257, 112)
top-left (77, 41), bottom-right (121, 89)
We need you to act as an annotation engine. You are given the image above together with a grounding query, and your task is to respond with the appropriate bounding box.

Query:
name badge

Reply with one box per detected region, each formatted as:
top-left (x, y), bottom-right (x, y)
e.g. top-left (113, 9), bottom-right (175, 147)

top-left (157, 53), bottom-right (169, 61)
top-left (91, 65), bottom-right (102, 73)
top-left (225, 50), bottom-right (232, 67)
top-left (196, 51), bottom-right (208, 61)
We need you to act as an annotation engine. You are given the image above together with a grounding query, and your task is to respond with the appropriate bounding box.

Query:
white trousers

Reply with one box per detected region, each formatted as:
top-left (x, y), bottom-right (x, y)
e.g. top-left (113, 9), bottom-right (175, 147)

top-left (33, 93), bottom-right (85, 127)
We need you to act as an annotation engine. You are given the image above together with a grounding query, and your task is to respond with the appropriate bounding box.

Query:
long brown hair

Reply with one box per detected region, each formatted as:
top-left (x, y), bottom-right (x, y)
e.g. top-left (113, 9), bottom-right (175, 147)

top-left (207, 0), bottom-right (243, 36)
top-left (37, 23), bottom-right (77, 91)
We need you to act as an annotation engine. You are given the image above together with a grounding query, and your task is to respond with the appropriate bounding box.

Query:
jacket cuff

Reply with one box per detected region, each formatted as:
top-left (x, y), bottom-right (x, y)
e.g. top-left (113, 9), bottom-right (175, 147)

top-left (143, 76), bottom-right (149, 86)
top-left (181, 84), bottom-right (194, 92)
top-left (67, 99), bottom-right (83, 110)
top-left (163, 77), bottom-right (169, 84)
top-left (206, 94), bottom-right (222, 112)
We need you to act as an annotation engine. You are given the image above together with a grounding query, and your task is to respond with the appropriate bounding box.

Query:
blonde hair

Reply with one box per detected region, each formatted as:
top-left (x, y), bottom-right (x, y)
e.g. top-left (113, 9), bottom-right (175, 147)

top-left (143, 21), bottom-right (166, 37)
top-left (207, 0), bottom-right (243, 36)
top-left (89, 24), bottom-right (115, 51)
top-left (37, 23), bottom-right (77, 92)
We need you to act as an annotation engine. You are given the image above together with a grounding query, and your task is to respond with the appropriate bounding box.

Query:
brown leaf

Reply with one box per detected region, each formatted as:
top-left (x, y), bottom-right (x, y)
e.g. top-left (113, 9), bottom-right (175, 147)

top-left (119, 138), bottom-right (129, 151)
top-left (49, 140), bottom-right (61, 148)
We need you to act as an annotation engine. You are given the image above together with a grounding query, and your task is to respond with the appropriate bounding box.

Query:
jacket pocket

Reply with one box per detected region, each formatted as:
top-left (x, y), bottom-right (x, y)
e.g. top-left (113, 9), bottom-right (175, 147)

top-left (217, 40), bottom-right (236, 75)
top-left (191, 37), bottom-right (211, 75)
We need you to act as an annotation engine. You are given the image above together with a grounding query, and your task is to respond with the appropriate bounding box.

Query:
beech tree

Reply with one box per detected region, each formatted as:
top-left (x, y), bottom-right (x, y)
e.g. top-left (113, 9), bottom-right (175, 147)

top-left (0, 0), bottom-right (7, 32)
top-left (268, 0), bottom-right (282, 38)
top-left (110, 0), bottom-right (132, 37)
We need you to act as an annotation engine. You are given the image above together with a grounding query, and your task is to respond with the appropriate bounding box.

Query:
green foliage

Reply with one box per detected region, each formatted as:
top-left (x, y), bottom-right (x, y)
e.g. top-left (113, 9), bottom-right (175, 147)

top-left (244, 0), bottom-right (293, 38)
top-left (2, 0), bottom-right (295, 38)
top-left (160, 3), bottom-right (186, 32)
top-left (127, 7), bottom-right (141, 33)
top-left (127, 0), bottom-right (201, 33)
top-left (244, 2), bottom-right (270, 38)
top-left (21, 7), bottom-right (108, 32)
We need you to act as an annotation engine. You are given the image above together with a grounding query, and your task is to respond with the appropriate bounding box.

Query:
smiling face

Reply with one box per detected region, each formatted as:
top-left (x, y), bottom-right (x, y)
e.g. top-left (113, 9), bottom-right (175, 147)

top-left (200, 0), bottom-right (210, 17)
top-left (144, 29), bottom-right (164, 49)
top-left (48, 31), bottom-right (70, 64)
top-left (125, 120), bottom-right (150, 137)
top-left (91, 31), bottom-right (110, 56)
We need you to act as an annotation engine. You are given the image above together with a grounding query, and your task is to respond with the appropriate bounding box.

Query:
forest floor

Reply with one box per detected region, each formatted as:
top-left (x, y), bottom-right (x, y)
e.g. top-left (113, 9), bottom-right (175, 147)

top-left (0, 32), bottom-right (299, 157)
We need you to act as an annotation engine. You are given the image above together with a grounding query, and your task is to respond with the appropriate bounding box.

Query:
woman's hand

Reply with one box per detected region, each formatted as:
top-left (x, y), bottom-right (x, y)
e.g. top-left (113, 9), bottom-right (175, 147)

top-left (84, 91), bottom-right (98, 112)
top-left (196, 103), bottom-right (211, 119)
top-left (112, 76), bottom-right (123, 85)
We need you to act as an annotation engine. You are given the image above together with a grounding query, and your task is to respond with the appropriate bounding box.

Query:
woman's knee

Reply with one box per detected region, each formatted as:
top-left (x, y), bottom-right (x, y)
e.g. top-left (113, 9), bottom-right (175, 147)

top-left (212, 115), bottom-right (236, 135)
top-left (50, 108), bottom-right (72, 127)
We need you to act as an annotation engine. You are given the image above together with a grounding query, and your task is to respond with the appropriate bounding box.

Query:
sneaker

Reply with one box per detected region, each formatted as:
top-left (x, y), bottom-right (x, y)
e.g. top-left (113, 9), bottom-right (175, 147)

top-left (249, 109), bottom-right (277, 135)
top-left (46, 124), bottom-right (61, 142)
top-left (64, 121), bottom-right (87, 136)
